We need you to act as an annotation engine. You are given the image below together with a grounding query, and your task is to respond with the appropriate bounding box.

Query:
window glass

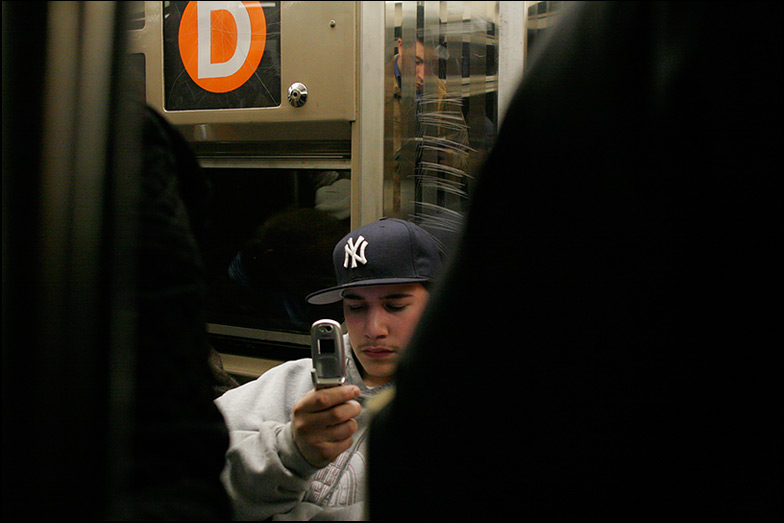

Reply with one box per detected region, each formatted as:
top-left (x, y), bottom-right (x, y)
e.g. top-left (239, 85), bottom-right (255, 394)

top-left (202, 168), bottom-right (349, 335)
top-left (384, 1), bottom-right (499, 254)
top-left (526, 1), bottom-right (564, 58)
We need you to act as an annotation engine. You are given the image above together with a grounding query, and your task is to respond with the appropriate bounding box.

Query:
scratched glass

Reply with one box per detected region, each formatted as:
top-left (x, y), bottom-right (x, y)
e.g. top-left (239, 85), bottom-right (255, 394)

top-left (384, 1), bottom-right (500, 255)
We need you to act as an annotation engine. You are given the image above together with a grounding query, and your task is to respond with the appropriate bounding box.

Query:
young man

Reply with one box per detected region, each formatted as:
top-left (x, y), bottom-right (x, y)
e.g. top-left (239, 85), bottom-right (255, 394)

top-left (215, 218), bottom-right (442, 520)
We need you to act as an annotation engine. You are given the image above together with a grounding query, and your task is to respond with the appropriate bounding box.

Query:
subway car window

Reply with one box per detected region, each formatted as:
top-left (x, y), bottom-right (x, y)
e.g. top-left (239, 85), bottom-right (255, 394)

top-left (384, 1), bottom-right (500, 252)
top-left (526, 0), bottom-right (563, 55)
top-left (202, 167), bottom-right (349, 336)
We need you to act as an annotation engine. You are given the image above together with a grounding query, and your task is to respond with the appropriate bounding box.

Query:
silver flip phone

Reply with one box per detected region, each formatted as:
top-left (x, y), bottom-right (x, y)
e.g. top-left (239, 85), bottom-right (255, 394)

top-left (310, 319), bottom-right (347, 390)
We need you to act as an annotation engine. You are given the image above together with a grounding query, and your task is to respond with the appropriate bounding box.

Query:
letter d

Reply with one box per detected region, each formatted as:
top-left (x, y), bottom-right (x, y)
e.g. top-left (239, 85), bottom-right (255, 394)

top-left (197, 1), bottom-right (252, 79)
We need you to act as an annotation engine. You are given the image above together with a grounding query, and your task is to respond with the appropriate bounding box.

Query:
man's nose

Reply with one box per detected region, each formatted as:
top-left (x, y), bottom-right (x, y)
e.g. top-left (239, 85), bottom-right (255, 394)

top-left (364, 307), bottom-right (389, 340)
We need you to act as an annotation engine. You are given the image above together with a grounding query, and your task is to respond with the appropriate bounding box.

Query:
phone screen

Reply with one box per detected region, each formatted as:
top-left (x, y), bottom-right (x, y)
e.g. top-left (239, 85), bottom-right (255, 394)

top-left (319, 338), bottom-right (335, 354)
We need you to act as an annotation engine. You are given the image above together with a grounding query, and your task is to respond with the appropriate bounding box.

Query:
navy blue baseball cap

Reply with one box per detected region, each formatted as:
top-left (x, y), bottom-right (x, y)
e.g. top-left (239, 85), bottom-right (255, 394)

top-left (306, 218), bottom-right (443, 305)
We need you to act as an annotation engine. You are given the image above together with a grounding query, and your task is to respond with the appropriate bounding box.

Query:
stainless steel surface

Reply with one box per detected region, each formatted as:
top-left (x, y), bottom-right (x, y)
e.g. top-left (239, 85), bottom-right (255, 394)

top-left (287, 82), bottom-right (309, 107)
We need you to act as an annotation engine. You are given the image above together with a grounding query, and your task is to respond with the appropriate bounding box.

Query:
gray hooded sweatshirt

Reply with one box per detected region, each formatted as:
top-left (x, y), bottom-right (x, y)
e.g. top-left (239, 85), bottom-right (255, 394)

top-left (215, 337), bottom-right (391, 520)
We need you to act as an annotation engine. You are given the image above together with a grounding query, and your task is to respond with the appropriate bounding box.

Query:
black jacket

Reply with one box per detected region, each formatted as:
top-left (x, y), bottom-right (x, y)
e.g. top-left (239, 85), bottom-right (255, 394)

top-left (369, 2), bottom-right (782, 520)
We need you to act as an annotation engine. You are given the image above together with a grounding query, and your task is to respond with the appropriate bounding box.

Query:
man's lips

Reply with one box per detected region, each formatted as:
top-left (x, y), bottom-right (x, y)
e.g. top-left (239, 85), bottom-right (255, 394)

top-left (360, 347), bottom-right (396, 359)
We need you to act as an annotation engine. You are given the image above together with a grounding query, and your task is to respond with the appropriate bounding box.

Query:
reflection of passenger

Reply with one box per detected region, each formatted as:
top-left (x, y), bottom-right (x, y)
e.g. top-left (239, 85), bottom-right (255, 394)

top-left (391, 25), bottom-right (471, 250)
top-left (394, 35), bottom-right (425, 95)
top-left (312, 170), bottom-right (351, 221)
top-left (228, 208), bottom-right (346, 329)
top-left (216, 218), bottom-right (443, 520)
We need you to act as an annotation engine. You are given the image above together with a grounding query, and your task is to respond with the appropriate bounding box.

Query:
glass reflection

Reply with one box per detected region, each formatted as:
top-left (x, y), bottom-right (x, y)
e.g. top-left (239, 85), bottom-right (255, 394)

top-left (385, 1), bottom-right (499, 254)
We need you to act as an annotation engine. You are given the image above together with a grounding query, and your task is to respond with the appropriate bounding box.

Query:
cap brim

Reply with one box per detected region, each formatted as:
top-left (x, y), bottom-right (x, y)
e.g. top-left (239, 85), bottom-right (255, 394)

top-left (306, 277), bottom-right (431, 305)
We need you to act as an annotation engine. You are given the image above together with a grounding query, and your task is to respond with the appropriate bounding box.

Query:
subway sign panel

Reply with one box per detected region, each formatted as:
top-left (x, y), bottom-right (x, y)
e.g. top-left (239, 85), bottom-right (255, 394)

top-left (164, 1), bottom-right (281, 110)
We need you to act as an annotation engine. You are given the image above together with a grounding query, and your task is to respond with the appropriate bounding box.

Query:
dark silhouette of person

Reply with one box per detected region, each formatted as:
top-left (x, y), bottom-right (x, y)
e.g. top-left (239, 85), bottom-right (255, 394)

top-left (368, 2), bottom-right (782, 520)
top-left (131, 105), bottom-right (233, 519)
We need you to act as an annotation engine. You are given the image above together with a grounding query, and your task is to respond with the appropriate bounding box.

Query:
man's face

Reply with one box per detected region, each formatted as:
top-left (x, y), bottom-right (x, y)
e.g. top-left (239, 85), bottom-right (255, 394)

top-left (414, 39), bottom-right (425, 93)
top-left (397, 38), bottom-right (426, 93)
top-left (342, 283), bottom-right (429, 387)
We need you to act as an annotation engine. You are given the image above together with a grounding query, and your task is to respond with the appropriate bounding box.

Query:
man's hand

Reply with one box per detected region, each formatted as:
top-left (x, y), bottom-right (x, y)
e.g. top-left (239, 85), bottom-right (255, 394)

top-left (291, 385), bottom-right (362, 468)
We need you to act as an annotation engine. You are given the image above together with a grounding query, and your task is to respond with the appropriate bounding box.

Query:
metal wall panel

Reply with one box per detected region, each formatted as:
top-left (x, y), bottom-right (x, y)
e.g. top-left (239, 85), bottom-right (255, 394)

top-left (127, 1), bottom-right (357, 145)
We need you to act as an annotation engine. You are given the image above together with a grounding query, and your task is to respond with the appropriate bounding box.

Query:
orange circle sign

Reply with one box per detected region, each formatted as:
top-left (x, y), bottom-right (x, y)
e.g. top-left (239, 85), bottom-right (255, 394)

top-left (178, 1), bottom-right (267, 93)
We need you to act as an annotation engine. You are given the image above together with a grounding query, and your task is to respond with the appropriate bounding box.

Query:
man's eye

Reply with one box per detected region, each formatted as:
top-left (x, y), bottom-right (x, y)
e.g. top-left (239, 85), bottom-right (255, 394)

top-left (385, 303), bottom-right (407, 312)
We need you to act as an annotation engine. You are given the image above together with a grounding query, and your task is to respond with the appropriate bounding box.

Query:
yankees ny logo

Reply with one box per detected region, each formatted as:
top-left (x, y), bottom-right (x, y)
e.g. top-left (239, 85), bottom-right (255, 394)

top-left (344, 236), bottom-right (369, 269)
